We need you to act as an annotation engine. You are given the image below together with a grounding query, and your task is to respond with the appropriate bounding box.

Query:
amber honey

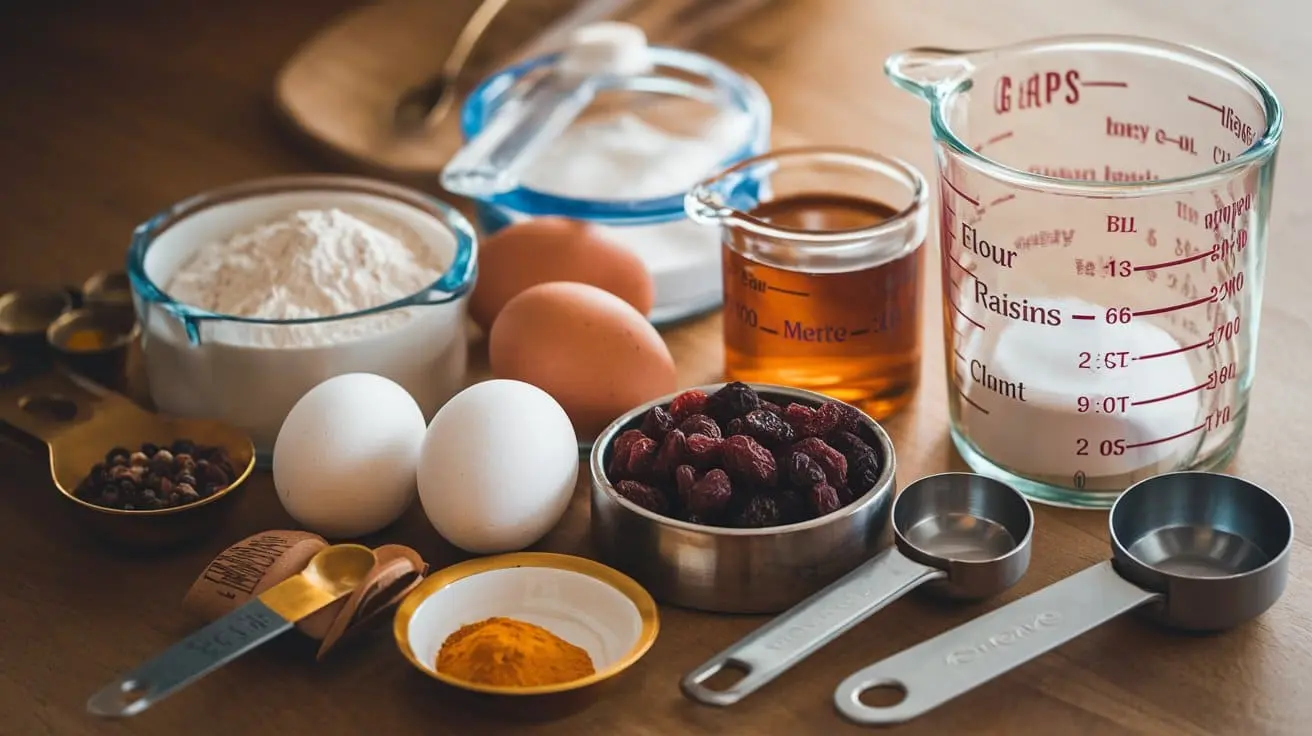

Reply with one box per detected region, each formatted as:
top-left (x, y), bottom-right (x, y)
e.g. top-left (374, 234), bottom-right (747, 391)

top-left (721, 193), bottom-right (924, 419)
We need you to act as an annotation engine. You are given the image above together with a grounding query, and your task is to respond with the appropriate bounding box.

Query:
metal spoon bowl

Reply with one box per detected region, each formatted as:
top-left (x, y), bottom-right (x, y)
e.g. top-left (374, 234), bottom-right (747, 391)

top-left (0, 366), bottom-right (255, 548)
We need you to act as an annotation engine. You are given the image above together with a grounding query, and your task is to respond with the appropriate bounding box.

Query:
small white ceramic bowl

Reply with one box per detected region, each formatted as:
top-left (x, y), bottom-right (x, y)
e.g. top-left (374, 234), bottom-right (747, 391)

top-left (394, 552), bottom-right (659, 697)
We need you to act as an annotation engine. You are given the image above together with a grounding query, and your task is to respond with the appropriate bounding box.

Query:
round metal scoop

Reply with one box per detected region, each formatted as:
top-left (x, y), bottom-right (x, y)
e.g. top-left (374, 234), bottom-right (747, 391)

top-left (681, 473), bottom-right (1033, 706)
top-left (88, 544), bottom-right (377, 718)
top-left (835, 471), bottom-right (1293, 726)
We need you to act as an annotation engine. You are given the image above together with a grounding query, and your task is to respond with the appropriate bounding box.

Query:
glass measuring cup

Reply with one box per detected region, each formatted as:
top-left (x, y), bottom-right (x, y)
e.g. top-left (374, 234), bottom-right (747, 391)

top-left (686, 148), bottom-right (930, 419)
top-left (886, 36), bottom-right (1282, 507)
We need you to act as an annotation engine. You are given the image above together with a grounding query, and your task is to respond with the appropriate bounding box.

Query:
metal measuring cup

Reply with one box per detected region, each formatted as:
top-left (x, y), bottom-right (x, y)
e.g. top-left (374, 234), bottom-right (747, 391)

top-left (681, 473), bottom-right (1033, 706)
top-left (835, 471), bottom-right (1293, 726)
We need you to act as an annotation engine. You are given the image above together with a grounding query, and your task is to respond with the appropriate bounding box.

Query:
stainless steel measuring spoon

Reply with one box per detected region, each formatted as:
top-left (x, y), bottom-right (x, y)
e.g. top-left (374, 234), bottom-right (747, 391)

top-left (835, 471), bottom-right (1293, 726)
top-left (681, 473), bottom-right (1033, 706)
top-left (87, 544), bottom-right (377, 718)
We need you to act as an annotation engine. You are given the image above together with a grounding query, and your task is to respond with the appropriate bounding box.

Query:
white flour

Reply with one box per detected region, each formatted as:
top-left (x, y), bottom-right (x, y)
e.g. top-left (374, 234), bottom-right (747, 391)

top-left (166, 208), bottom-right (443, 348)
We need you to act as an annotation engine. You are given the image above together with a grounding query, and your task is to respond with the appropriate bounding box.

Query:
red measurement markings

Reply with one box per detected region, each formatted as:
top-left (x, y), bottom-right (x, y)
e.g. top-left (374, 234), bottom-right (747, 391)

top-left (1124, 422), bottom-right (1206, 450)
top-left (1134, 338), bottom-right (1209, 361)
top-left (1134, 246), bottom-right (1218, 272)
top-left (1071, 314), bottom-right (1096, 321)
top-left (975, 131), bottom-right (1015, 150)
top-left (1082, 80), bottom-right (1128, 88)
top-left (849, 328), bottom-right (870, 336)
top-left (1188, 95), bottom-right (1224, 114)
top-left (949, 299), bottom-right (985, 330)
top-left (943, 202), bottom-right (957, 217)
top-left (943, 178), bottom-right (980, 206)
top-left (989, 194), bottom-right (1016, 207)
top-left (1133, 293), bottom-right (1213, 317)
top-left (1130, 379), bottom-right (1211, 407)
top-left (954, 347), bottom-right (967, 362)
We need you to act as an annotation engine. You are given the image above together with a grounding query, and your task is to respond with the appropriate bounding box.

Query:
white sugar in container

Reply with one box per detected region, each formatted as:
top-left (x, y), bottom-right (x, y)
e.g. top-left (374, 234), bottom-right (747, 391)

top-left (127, 175), bottom-right (477, 462)
top-left (459, 46), bottom-right (771, 325)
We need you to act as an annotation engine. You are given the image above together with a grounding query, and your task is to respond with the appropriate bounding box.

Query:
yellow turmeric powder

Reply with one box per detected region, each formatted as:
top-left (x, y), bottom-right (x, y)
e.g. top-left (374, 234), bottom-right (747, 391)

top-left (63, 328), bottom-right (109, 352)
top-left (435, 616), bottom-right (596, 687)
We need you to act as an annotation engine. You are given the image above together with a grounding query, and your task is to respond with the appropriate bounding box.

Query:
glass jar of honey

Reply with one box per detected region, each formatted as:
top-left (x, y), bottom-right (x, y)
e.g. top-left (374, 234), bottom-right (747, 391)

top-left (686, 147), bottom-right (929, 419)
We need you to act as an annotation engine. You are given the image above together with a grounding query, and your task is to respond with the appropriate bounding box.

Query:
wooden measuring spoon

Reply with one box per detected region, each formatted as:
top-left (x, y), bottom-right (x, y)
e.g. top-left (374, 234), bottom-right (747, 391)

top-left (87, 544), bottom-right (378, 718)
top-left (0, 366), bottom-right (255, 547)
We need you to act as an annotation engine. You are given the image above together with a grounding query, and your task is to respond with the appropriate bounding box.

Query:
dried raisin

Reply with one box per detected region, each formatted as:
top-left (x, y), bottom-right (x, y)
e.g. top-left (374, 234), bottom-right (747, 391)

top-left (783, 403), bottom-right (816, 434)
top-left (677, 413), bottom-right (721, 439)
top-left (786, 451), bottom-right (826, 489)
top-left (653, 429), bottom-right (688, 476)
top-left (836, 485), bottom-right (856, 505)
top-left (829, 430), bottom-right (883, 493)
top-left (674, 464), bottom-right (698, 505)
top-left (734, 494), bottom-right (783, 528)
top-left (721, 435), bottom-right (777, 488)
top-left (610, 435), bottom-right (658, 480)
top-left (808, 483), bottom-right (842, 517)
top-left (790, 437), bottom-right (848, 488)
top-left (706, 382), bottom-right (760, 423)
top-left (640, 406), bottom-right (675, 441)
top-left (775, 488), bottom-right (808, 524)
top-left (760, 401), bottom-right (784, 416)
top-left (785, 400), bottom-right (861, 438)
top-left (687, 469), bottom-right (734, 518)
top-left (685, 433), bottom-right (724, 470)
top-left (614, 480), bottom-right (669, 514)
top-left (726, 418), bottom-right (743, 435)
top-left (738, 409), bottom-right (796, 449)
top-left (669, 389), bottom-right (710, 422)
top-left (608, 429), bottom-right (648, 477)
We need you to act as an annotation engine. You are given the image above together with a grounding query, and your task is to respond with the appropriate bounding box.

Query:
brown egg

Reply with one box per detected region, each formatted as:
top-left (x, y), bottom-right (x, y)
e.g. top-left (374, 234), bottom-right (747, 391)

top-left (489, 281), bottom-right (677, 438)
top-left (469, 217), bottom-right (655, 332)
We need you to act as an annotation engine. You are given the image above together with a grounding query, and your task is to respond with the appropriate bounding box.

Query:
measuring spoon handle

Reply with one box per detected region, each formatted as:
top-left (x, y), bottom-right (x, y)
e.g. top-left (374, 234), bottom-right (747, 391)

top-left (834, 561), bottom-right (1159, 726)
top-left (681, 549), bottom-right (945, 707)
top-left (87, 600), bottom-right (293, 718)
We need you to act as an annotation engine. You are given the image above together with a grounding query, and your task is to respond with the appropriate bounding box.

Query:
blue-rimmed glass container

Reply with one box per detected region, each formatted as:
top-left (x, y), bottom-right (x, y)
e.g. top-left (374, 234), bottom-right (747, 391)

top-left (127, 175), bottom-right (477, 462)
top-left (460, 47), bottom-right (772, 325)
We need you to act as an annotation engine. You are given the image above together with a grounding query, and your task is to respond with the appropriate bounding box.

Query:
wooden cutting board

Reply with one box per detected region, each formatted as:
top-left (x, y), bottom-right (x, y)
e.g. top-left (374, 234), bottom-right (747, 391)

top-left (274, 0), bottom-right (782, 176)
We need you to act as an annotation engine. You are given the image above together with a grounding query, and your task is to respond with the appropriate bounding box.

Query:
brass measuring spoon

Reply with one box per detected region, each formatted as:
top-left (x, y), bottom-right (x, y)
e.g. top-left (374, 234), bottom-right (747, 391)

top-left (87, 544), bottom-right (378, 718)
top-left (0, 366), bottom-right (255, 547)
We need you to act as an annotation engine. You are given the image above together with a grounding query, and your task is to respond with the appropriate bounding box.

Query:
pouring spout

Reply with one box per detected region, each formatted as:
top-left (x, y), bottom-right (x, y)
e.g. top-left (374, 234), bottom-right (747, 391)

top-left (884, 47), bottom-right (980, 100)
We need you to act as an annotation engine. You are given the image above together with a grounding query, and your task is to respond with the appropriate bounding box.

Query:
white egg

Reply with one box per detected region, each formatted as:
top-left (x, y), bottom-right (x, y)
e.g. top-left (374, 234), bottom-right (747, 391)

top-left (273, 373), bottom-right (426, 539)
top-left (417, 379), bottom-right (578, 554)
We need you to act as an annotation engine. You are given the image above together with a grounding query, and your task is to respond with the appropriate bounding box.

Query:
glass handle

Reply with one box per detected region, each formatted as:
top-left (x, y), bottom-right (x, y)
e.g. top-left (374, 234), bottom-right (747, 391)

top-left (884, 47), bottom-right (980, 100)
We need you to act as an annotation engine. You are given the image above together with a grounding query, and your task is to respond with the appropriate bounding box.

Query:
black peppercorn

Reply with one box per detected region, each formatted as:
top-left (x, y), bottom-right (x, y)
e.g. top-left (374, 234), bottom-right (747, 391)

top-left (75, 440), bottom-right (236, 511)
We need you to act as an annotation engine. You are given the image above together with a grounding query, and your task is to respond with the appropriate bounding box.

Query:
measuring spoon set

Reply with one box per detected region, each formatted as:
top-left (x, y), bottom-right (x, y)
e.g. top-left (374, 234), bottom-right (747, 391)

top-left (682, 470), bottom-right (1293, 726)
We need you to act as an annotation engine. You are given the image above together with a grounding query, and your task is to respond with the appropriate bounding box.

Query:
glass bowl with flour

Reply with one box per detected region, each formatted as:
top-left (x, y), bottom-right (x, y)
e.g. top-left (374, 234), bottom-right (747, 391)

top-left (459, 46), bottom-right (771, 325)
top-left (127, 175), bottom-right (477, 461)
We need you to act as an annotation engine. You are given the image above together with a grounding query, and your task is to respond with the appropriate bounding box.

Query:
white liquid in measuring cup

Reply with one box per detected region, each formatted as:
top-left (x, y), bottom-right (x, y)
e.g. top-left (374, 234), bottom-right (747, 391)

top-left (958, 297), bottom-right (1201, 479)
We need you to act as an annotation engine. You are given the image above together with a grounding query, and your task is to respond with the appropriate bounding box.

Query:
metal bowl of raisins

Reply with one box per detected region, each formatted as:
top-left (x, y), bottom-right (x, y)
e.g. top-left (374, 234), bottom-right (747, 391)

top-left (590, 382), bottom-right (896, 614)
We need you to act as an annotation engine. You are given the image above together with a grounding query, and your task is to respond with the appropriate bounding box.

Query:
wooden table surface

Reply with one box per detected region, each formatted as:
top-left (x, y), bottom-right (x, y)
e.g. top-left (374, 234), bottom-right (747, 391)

top-left (1, 1), bottom-right (1308, 734)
